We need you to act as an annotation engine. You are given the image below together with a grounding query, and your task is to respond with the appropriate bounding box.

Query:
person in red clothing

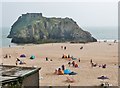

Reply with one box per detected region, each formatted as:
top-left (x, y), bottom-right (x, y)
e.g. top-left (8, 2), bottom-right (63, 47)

top-left (72, 61), bottom-right (75, 67)
top-left (75, 64), bottom-right (79, 68)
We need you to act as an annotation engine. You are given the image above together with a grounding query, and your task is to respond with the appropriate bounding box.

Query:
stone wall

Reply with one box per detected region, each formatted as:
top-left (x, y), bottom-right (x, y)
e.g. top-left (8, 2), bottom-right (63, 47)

top-left (22, 71), bottom-right (39, 88)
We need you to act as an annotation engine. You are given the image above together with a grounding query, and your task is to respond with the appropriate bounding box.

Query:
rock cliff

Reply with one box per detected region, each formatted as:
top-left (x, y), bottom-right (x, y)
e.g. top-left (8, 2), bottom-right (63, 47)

top-left (8, 13), bottom-right (97, 44)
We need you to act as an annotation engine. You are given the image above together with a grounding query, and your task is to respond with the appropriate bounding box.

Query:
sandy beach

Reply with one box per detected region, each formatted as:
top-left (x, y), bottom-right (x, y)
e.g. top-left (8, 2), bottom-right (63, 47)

top-left (1, 42), bottom-right (118, 86)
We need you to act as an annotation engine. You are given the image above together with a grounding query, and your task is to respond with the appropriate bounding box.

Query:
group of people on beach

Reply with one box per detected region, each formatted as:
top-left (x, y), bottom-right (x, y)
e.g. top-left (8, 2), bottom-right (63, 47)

top-left (15, 58), bottom-right (26, 65)
top-left (4, 54), bottom-right (11, 58)
top-left (45, 57), bottom-right (53, 61)
top-left (54, 54), bottom-right (80, 75)
top-left (54, 65), bottom-right (65, 75)
top-left (68, 61), bottom-right (79, 68)
top-left (61, 46), bottom-right (67, 50)
top-left (90, 59), bottom-right (107, 68)
top-left (62, 54), bottom-right (71, 58)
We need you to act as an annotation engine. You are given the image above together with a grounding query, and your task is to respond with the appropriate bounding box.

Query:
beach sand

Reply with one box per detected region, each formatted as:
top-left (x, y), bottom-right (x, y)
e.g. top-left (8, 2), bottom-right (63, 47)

top-left (1, 42), bottom-right (118, 86)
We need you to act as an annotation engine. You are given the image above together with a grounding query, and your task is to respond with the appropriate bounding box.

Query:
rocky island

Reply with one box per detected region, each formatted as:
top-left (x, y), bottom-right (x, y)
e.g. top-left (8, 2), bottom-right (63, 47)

top-left (7, 13), bottom-right (97, 44)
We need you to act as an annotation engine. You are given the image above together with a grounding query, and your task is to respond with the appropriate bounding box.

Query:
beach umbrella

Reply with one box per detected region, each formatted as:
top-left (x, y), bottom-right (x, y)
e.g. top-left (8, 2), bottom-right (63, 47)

top-left (30, 55), bottom-right (35, 59)
top-left (20, 54), bottom-right (26, 58)
top-left (64, 69), bottom-right (71, 74)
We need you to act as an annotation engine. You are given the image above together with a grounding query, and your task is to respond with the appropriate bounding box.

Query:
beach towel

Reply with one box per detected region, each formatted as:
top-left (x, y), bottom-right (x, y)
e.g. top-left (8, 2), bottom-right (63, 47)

top-left (72, 58), bottom-right (77, 60)
top-left (64, 69), bottom-right (71, 74)
top-left (69, 72), bottom-right (77, 75)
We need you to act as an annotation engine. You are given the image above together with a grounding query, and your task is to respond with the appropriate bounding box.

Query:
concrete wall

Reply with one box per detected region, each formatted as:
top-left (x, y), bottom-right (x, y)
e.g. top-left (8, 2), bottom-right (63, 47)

top-left (22, 71), bottom-right (39, 88)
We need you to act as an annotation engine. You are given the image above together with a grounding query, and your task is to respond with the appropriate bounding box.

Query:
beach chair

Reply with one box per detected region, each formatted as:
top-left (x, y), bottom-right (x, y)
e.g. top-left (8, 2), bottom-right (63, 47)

top-left (66, 77), bottom-right (75, 83)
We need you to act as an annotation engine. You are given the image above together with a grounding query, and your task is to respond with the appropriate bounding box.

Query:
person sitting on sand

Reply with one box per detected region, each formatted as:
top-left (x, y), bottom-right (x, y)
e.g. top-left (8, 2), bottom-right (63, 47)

top-left (91, 62), bottom-right (97, 67)
top-left (9, 55), bottom-right (11, 58)
top-left (75, 64), bottom-right (79, 68)
top-left (68, 54), bottom-right (70, 58)
top-left (118, 65), bottom-right (120, 68)
top-left (16, 58), bottom-right (20, 65)
top-left (9, 45), bottom-right (11, 47)
top-left (4, 54), bottom-right (8, 58)
top-left (78, 58), bottom-right (80, 62)
top-left (64, 46), bottom-right (66, 50)
top-left (61, 65), bottom-right (65, 71)
top-left (80, 46), bottom-right (83, 49)
top-left (62, 54), bottom-right (67, 58)
top-left (72, 61), bottom-right (75, 67)
top-left (102, 64), bottom-right (106, 68)
top-left (62, 54), bottom-right (64, 58)
top-left (58, 68), bottom-right (64, 75)
top-left (15, 61), bottom-right (18, 65)
top-left (54, 69), bottom-right (58, 74)
top-left (19, 61), bottom-right (26, 65)
top-left (17, 58), bottom-right (20, 61)
top-left (68, 62), bottom-right (71, 67)
top-left (99, 65), bottom-right (102, 67)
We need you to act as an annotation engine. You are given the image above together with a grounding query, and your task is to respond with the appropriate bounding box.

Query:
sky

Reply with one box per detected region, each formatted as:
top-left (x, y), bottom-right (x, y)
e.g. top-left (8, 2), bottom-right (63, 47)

top-left (1, 0), bottom-right (118, 30)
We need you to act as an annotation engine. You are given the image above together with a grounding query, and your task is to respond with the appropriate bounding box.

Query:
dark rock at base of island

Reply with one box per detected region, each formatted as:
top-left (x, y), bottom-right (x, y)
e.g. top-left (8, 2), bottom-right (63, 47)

top-left (7, 13), bottom-right (97, 44)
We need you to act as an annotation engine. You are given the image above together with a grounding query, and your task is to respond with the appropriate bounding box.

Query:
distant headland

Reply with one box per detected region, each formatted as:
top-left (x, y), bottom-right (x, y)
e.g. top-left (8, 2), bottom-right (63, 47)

top-left (7, 13), bottom-right (97, 44)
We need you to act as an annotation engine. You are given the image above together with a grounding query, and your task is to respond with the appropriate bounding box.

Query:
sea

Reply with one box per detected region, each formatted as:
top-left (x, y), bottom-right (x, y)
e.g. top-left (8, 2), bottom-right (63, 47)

top-left (0, 27), bottom-right (118, 48)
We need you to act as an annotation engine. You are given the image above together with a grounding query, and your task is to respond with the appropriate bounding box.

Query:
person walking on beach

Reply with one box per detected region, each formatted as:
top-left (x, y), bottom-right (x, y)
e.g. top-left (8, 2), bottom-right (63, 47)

top-left (68, 54), bottom-right (71, 58)
top-left (90, 59), bottom-right (92, 63)
top-left (78, 58), bottom-right (80, 62)
top-left (46, 57), bottom-right (48, 61)
top-left (64, 46), bottom-right (66, 50)
top-left (9, 45), bottom-right (11, 47)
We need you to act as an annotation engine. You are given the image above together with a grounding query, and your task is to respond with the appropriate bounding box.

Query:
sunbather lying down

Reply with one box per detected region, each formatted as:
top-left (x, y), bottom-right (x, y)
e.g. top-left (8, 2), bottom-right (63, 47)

top-left (18, 61), bottom-right (26, 65)
top-left (66, 77), bottom-right (75, 83)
